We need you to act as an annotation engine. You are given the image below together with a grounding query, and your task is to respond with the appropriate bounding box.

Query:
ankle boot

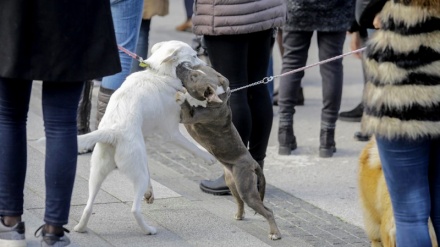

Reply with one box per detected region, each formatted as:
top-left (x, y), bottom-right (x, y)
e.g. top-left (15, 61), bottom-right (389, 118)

top-left (338, 103), bottom-right (363, 122)
top-left (96, 86), bottom-right (115, 128)
top-left (77, 80), bottom-right (94, 135)
top-left (199, 174), bottom-right (230, 195)
top-left (319, 128), bottom-right (336, 158)
top-left (278, 113), bottom-right (297, 155)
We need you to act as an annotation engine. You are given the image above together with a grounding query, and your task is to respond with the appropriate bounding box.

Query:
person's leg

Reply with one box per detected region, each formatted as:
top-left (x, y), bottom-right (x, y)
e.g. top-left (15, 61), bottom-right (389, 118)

top-left (429, 137), bottom-right (440, 238)
top-left (101, 0), bottom-right (143, 91)
top-left (42, 81), bottom-right (84, 229)
top-left (247, 29), bottom-right (273, 163)
top-left (98, 0), bottom-right (143, 126)
top-left (277, 30), bottom-right (313, 155)
top-left (376, 136), bottom-right (432, 247)
top-left (316, 31), bottom-right (346, 158)
top-left (130, 18), bottom-right (151, 74)
top-left (176, 0), bottom-right (193, 31)
top-left (0, 78), bottom-right (32, 224)
top-left (77, 80), bottom-right (94, 135)
top-left (267, 56), bottom-right (274, 103)
top-left (200, 34), bottom-right (250, 195)
top-left (184, 0), bottom-right (194, 18)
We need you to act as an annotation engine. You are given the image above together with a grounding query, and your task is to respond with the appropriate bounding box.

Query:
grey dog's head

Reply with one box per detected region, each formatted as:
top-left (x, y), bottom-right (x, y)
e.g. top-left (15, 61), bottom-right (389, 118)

top-left (176, 62), bottom-right (229, 103)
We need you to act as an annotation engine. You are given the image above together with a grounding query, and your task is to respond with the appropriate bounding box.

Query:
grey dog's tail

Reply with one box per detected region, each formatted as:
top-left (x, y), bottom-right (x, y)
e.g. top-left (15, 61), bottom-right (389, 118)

top-left (256, 165), bottom-right (266, 201)
top-left (77, 129), bottom-right (118, 152)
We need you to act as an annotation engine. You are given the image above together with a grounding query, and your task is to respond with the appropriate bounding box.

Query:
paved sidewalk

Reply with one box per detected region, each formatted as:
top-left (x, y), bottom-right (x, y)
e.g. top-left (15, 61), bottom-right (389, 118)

top-left (21, 1), bottom-right (371, 246)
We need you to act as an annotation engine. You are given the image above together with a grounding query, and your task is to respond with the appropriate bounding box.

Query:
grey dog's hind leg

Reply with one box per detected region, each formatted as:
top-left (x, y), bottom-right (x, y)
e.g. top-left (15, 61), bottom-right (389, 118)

top-left (234, 168), bottom-right (282, 240)
top-left (225, 169), bottom-right (245, 220)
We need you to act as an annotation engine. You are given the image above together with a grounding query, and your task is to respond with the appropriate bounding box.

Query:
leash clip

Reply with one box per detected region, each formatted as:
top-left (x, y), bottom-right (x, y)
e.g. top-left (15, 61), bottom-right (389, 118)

top-left (261, 76), bottom-right (273, 84)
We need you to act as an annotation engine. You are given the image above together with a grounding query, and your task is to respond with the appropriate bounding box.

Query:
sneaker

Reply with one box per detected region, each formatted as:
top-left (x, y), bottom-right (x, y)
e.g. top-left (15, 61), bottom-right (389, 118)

top-left (0, 217), bottom-right (26, 247)
top-left (35, 225), bottom-right (71, 247)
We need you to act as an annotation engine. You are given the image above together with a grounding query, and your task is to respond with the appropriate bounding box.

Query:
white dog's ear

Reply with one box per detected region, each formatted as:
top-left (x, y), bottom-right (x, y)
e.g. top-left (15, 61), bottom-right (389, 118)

top-left (160, 48), bottom-right (179, 65)
top-left (150, 41), bottom-right (165, 54)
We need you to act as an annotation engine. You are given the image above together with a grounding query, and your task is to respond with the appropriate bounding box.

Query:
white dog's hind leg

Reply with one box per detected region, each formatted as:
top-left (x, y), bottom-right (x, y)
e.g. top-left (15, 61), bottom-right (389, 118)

top-left (74, 144), bottom-right (116, 233)
top-left (144, 180), bottom-right (154, 204)
top-left (131, 177), bottom-right (157, 235)
top-left (169, 130), bottom-right (216, 164)
top-left (116, 138), bottom-right (157, 235)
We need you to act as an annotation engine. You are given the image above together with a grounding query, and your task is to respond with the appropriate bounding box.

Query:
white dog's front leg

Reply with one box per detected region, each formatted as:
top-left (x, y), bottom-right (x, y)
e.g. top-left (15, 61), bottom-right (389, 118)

top-left (170, 131), bottom-right (216, 165)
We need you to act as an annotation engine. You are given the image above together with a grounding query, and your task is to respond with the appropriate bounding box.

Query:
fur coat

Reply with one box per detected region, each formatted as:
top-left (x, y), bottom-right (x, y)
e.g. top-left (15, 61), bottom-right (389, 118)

top-left (362, 0), bottom-right (440, 140)
top-left (284, 0), bottom-right (355, 32)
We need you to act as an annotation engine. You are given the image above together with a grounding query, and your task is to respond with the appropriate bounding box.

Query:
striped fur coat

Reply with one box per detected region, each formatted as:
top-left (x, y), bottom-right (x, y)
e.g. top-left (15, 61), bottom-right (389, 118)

top-left (362, 0), bottom-right (440, 140)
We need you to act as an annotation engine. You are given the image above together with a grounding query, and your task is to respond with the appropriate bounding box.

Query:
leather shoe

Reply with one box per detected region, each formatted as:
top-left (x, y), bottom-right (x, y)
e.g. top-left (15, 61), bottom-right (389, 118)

top-left (199, 175), bottom-right (230, 195)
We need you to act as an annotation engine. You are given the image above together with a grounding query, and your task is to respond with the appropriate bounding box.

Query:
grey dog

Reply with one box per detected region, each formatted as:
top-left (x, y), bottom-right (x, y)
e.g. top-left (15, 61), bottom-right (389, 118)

top-left (175, 63), bottom-right (281, 240)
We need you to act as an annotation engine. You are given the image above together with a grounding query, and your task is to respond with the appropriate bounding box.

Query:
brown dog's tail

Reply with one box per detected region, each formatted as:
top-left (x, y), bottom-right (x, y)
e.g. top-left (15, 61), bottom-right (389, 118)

top-left (256, 165), bottom-right (266, 201)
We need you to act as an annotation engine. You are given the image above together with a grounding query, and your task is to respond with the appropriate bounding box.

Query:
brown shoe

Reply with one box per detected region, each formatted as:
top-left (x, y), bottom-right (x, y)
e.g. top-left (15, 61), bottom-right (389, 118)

top-left (175, 19), bottom-right (192, 32)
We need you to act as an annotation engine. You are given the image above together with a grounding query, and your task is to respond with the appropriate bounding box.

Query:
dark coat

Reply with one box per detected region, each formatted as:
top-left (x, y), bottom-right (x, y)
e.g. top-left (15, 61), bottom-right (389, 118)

top-left (0, 0), bottom-right (121, 81)
top-left (284, 0), bottom-right (355, 32)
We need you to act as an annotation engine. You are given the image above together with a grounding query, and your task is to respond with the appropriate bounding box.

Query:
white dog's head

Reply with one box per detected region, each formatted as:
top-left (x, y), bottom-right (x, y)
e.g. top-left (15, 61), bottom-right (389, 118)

top-left (146, 40), bottom-right (206, 77)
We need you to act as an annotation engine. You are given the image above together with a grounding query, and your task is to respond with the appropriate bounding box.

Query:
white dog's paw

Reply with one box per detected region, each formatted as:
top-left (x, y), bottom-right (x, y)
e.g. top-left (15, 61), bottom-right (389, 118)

top-left (73, 224), bottom-right (87, 233)
top-left (143, 226), bottom-right (157, 235)
top-left (144, 191), bottom-right (154, 204)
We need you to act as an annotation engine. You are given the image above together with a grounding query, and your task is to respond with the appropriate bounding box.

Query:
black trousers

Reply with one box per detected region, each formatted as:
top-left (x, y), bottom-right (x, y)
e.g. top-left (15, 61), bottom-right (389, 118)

top-left (278, 30), bottom-right (346, 125)
top-left (203, 29), bottom-right (274, 162)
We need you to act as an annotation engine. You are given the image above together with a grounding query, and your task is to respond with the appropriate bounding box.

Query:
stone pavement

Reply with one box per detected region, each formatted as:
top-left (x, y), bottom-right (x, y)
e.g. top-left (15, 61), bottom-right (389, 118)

top-left (21, 1), bottom-right (372, 246)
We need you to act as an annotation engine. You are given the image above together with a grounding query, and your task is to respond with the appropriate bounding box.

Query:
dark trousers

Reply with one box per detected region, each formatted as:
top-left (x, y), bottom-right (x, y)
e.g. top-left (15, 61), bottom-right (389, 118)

top-left (0, 78), bottom-right (84, 226)
top-left (278, 30), bottom-right (346, 125)
top-left (203, 29), bottom-right (274, 161)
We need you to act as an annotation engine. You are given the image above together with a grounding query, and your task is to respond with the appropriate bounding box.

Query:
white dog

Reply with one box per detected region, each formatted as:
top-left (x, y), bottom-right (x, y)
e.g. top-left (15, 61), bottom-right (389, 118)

top-left (73, 40), bottom-right (216, 235)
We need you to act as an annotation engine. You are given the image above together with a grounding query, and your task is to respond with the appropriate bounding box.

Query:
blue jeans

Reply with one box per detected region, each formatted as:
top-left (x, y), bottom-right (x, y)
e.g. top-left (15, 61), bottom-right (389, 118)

top-left (0, 78), bottom-right (84, 226)
top-left (184, 0), bottom-right (194, 19)
top-left (376, 136), bottom-right (440, 246)
top-left (130, 18), bottom-right (151, 74)
top-left (101, 0), bottom-right (144, 90)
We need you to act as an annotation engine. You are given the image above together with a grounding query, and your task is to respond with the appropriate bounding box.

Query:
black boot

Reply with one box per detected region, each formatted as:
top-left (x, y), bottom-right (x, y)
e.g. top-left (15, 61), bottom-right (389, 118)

top-left (354, 131), bottom-right (371, 142)
top-left (96, 86), bottom-right (115, 128)
top-left (319, 128), bottom-right (336, 158)
top-left (77, 80), bottom-right (94, 135)
top-left (338, 103), bottom-right (363, 122)
top-left (278, 113), bottom-right (297, 155)
top-left (199, 174), bottom-right (230, 195)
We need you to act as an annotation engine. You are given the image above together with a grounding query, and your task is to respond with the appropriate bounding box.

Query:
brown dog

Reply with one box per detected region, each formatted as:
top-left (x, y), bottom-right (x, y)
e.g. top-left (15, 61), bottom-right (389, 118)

top-left (175, 63), bottom-right (281, 240)
top-left (359, 137), bottom-right (438, 246)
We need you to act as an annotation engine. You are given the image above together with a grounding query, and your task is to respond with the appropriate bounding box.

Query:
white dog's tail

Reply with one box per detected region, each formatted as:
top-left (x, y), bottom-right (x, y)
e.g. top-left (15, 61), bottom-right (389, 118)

top-left (78, 129), bottom-right (118, 152)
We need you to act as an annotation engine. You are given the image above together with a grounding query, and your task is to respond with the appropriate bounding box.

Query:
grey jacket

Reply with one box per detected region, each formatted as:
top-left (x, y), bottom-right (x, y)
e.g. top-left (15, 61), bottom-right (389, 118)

top-left (192, 0), bottom-right (286, 36)
top-left (284, 0), bottom-right (355, 32)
